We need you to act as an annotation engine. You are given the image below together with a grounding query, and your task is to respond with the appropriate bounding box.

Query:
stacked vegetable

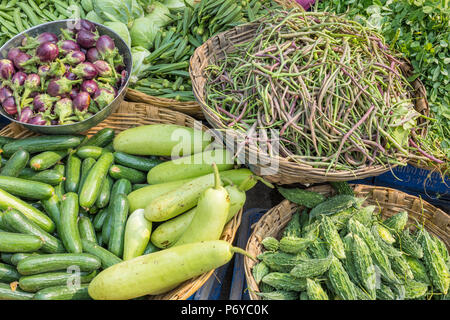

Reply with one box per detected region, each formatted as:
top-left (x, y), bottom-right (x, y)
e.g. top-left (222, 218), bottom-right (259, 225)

top-left (202, 8), bottom-right (431, 172)
top-left (251, 184), bottom-right (450, 300)
top-left (313, 0), bottom-right (449, 171)
top-left (0, 20), bottom-right (126, 126)
top-left (0, 124), bottom-right (259, 300)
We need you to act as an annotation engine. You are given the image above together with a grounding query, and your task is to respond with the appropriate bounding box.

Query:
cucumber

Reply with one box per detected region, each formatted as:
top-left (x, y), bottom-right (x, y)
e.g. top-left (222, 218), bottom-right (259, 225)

top-left (2, 209), bottom-right (65, 254)
top-left (0, 231), bottom-right (43, 253)
top-left (108, 193), bottom-right (130, 258)
top-left (41, 194), bottom-right (61, 226)
top-left (113, 124), bottom-right (212, 157)
top-left (78, 216), bottom-right (97, 243)
top-left (0, 136), bottom-right (15, 145)
top-left (146, 148), bottom-right (234, 184)
top-left (54, 164), bottom-right (65, 200)
top-left (65, 154), bottom-right (81, 193)
top-left (0, 148), bottom-right (29, 177)
top-left (132, 184), bottom-right (149, 191)
top-left (79, 152), bottom-right (114, 208)
top-left (0, 282), bottom-right (34, 300)
top-left (81, 128), bottom-right (115, 148)
top-left (10, 253), bottom-right (40, 267)
top-left (29, 150), bottom-right (69, 171)
top-left (109, 165), bottom-right (146, 184)
top-left (76, 146), bottom-right (103, 159)
top-left (101, 210), bottom-right (113, 245)
top-left (19, 168), bottom-right (64, 186)
top-left (81, 239), bottom-right (122, 269)
top-left (0, 253), bottom-right (13, 264)
top-left (33, 284), bottom-right (92, 300)
top-left (59, 192), bottom-right (82, 253)
top-left (17, 253), bottom-right (101, 275)
top-left (19, 270), bottom-right (97, 293)
top-left (77, 157), bottom-right (96, 194)
top-left (0, 262), bottom-right (21, 282)
top-left (0, 176), bottom-right (55, 200)
top-left (93, 208), bottom-right (109, 231)
top-left (95, 175), bottom-right (112, 209)
top-left (2, 135), bottom-right (82, 157)
top-left (113, 152), bottom-right (163, 172)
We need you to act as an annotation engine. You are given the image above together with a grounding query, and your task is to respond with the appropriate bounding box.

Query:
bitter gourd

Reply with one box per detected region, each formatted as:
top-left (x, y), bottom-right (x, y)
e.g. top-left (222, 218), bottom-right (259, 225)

top-left (351, 234), bottom-right (377, 299)
top-left (306, 278), bottom-right (329, 300)
top-left (329, 181), bottom-right (354, 196)
top-left (261, 272), bottom-right (307, 292)
top-left (254, 290), bottom-right (298, 300)
top-left (396, 229), bottom-right (423, 259)
top-left (405, 256), bottom-right (431, 285)
top-left (261, 237), bottom-right (279, 251)
top-left (404, 279), bottom-right (428, 299)
top-left (309, 195), bottom-right (363, 221)
top-left (252, 261), bottom-right (270, 285)
top-left (277, 187), bottom-right (326, 208)
top-left (320, 216), bottom-right (346, 260)
top-left (382, 211), bottom-right (408, 233)
top-left (374, 224), bottom-right (396, 245)
top-left (327, 256), bottom-right (359, 300)
top-left (281, 211), bottom-right (302, 238)
top-left (259, 251), bottom-right (308, 273)
top-left (390, 253), bottom-right (414, 281)
top-left (290, 254), bottom-right (333, 278)
top-left (279, 236), bottom-right (313, 254)
top-left (376, 282), bottom-right (396, 300)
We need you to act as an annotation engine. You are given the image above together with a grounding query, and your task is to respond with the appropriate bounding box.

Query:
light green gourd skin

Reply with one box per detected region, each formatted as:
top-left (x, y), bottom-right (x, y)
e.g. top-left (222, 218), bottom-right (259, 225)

top-left (123, 209), bottom-right (152, 260)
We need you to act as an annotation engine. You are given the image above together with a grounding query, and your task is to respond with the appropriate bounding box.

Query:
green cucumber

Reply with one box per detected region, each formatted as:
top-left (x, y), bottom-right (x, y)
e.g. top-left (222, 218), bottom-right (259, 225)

top-left (108, 193), bottom-right (130, 258)
top-left (54, 164), bottom-right (65, 200)
top-left (17, 253), bottom-right (101, 275)
top-left (19, 270), bottom-right (97, 293)
top-left (29, 150), bottom-right (69, 171)
top-left (77, 157), bottom-right (96, 194)
top-left (81, 239), bottom-right (122, 269)
top-left (0, 283), bottom-right (34, 300)
top-left (79, 152), bottom-right (114, 208)
top-left (41, 194), bottom-right (61, 226)
top-left (109, 165), bottom-right (146, 184)
top-left (0, 176), bottom-right (55, 200)
top-left (132, 183), bottom-right (149, 191)
top-left (0, 136), bottom-right (15, 145)
top-left (81, 128), bottom-right (115, 148)
top-left (33, 284), bottom-right (91, 300)
top-left (0, 231), bottom-right (43, 253)
top-left (10, 253), bottom-right (40, 267)
top-left (113, 152), bottom-right (163, 172)
top-left (59, 192), bottom-right (82, 253)
top-left (146, 148), bottom-right (234, 184)
top-left (2, 135), bottom-right (82, 157)
top-left (101, 211), bottom-right (113, 245)
top-left (93, 208), bottom-right (109, 231)
top-left (65, 154), bottom-right (81, 193)
top-left (78, 216), bottom-right (97, 243)
top-left (0, 253), bottom-right (13, 265)
top-left (0, 262), bottom-right (21, 282)
top-left (0, 188), bottom-right (55, 233)
top-left (2, 209), bottom-right (65, 254)
top-left (76, 146), bottom-right (103, 159)
top-left (95, 175), bottom-right (112, 209)
top-left (0, 148), bottom-right (29, 177)
top-left (19, 168), bottom-right (64, 186)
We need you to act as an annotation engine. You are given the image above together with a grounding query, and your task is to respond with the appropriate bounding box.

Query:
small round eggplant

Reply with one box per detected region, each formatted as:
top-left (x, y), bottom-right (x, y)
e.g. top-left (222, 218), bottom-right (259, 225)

top-left (0, 59), bottom-right (15, 80)
top-left (81, 80), bottom-right (98, 96)
top-left (93, 60), bottom-right (114, 77)
top-left (33, 94), bottom-right (59, 112)
top-left (0, 86), bottom-right (13, 104)
top-left (2, 96), bottom-right (18, 115)
top-left (18, 107), bottom-right (33, 123)
top-left (36, 42), bottom-right (60, 62)
top-left (29, 114), bottom-right (48, 125)
top-left (58, 40), bottom-right (81, 55)
top-left (86, 47), bottom-right (100, 63)
top-left (61, 50), bottom-right (86, 65)
top-left (76, 29), bottom-right (99, 49)
top-left (73, 91), bottom-right (91, 112)
top-left (47, 77), bottom-right (82, 97)
top-left (71, 62), bottom-right (98, 80)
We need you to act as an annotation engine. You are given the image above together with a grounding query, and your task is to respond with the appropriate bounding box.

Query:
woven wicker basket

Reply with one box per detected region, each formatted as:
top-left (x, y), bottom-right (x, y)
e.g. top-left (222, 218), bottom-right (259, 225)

top-left (190, 18), bottom-right (430, 185)
top-left (243, 184), bottom-right (449, 300)
top-left (0, 100), bottom-right (242, 300)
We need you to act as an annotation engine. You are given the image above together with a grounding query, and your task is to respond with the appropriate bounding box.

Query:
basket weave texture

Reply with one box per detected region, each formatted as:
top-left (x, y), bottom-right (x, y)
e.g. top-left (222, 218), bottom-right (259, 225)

top-left (0, 100), bottom-right (242, 300)
top-left (190, 19), bottom-right (430, 185)
top-left (243, 184), bottom-right (449, 300)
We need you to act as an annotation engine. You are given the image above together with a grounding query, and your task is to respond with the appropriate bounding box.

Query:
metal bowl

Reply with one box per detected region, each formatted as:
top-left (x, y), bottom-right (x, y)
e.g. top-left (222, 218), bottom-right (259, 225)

top-left (0, 19), bottom-right (132, 134)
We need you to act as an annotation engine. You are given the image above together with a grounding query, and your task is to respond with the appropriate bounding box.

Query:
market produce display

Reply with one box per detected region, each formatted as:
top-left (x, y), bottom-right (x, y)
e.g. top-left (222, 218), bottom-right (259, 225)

top-left (201, 8), bottom-right (429, 173)
top-left (0, 19), bottom-right (126, 126)
top-left (313, 0), bottom-right (449, 170)
top-left (251, 184), bottom-right (450, 300)
top-left (0, 125), bottom-right (259, 300)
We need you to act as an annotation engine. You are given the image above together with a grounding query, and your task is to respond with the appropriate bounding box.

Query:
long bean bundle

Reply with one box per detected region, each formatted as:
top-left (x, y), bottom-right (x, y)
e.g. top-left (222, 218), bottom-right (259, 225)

top-left (203, 9), bottom-right (429, 172)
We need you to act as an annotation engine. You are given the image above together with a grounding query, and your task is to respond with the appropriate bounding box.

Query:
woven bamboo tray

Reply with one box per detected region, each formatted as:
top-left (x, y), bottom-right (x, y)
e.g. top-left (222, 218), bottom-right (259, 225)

top-left (0, 100), bottom-right (242, 300)
top-left (243, 184), bottom-right (450, 300)
top-left (190, 17), bottom-right (430, 185)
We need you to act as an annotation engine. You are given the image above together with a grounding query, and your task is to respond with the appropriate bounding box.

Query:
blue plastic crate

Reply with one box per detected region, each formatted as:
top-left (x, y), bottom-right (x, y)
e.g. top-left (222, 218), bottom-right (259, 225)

top-left (229, 208), bottom-right (267, 300)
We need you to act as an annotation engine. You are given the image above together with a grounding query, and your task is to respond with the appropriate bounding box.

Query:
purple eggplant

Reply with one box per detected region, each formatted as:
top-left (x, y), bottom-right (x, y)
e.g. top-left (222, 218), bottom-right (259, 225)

top-left (86, 47), bottom-right (100, 63)
top-left (58, 40), bottom-right (80, 56)
top-left (18, 107), bottom-right (33, 123)
top-left (93, 87), bottom-right (115, 109)
top-left (7, 48), bottom-right (22, 62)
top-left (0, 59), bottom-right (15, 80)
top-left (11, 71), bottom-right (27, 87)
top-left (65, 66), bottom-right (78, 80)
top-left (70, 62), bottom-right (98, 80)
top-left (13, 52), bottom-right (32, 70)
top-left (38, 65), bottom-right (51, 78)
top-left (47, 77), bottom-right (82, 97)
top-left (54, 98), bottom-right (74, 124)
top-left (96, 35), bottom-right (120, 78)
top-left (20, 32), bottom-right (58, 50)
top-left (0, 86), bottom-right (13, 104)
top-left (71, 19), bottom-right (96, 33)
top-left (60, 50), bottom-right (86, 66)
top-left (93, 60), bottom-right (114, 77)
top-left (80, 80), bottom-right (98, 96)
top-left (2, 96), bottom-right (18, 115)
top-left (19, 42), bottom-right (60, 69)
top-left (33, 94), bottom-right (59, 112)
top-left (76, 29), bottom-right (99, 49)
top-left (19, 74), bottom-right (41, 113)
top-left (69, 87), bottom-right (80, 100)
top-left (73, 91), bottom-right (91, 112)
top-left (29, 114), bottom-right (48, 125)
